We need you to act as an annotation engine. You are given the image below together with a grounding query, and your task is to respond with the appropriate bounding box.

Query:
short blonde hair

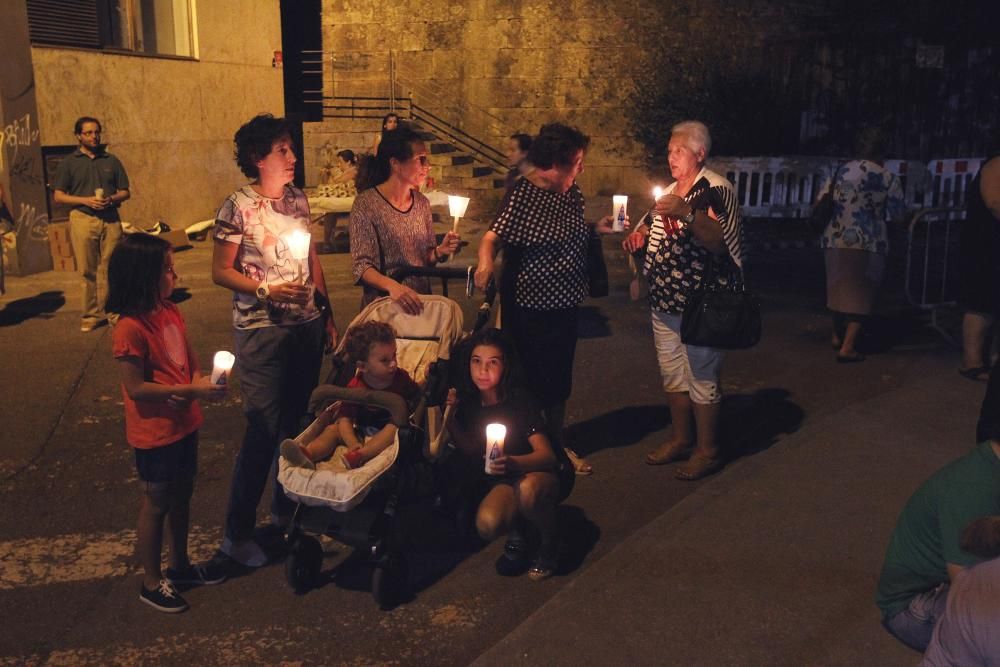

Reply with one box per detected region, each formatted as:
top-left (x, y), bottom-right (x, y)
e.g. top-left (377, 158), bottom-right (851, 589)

top-left (671, 120), bottom-right (712, 157)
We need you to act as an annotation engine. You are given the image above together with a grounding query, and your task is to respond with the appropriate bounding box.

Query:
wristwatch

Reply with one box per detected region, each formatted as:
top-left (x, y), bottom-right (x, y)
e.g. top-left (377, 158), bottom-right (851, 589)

top-left (680, 209), bottom-right (696, 225)
top-left (255, 281), bottom-right (270, 302)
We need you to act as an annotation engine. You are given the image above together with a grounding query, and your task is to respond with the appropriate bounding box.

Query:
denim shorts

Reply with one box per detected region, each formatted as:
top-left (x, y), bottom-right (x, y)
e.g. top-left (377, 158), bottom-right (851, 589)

top-left (134, 431), bottom-right (198, 484)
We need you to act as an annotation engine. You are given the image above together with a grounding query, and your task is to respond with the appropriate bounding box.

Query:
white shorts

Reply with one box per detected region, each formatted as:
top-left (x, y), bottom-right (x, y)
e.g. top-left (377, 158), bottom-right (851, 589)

top-left (650, 310), bottom-right (724, 405)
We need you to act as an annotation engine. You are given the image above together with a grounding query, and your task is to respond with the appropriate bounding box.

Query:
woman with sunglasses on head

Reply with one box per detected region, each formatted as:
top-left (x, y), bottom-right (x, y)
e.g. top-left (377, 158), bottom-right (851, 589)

top-left (351, 126), bottom-right (460, 314)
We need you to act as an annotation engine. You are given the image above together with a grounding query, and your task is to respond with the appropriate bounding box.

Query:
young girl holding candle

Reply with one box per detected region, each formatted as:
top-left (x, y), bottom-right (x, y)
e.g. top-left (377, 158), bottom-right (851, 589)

top-left (445, 328), bottom-right (574, 580)
top-left (106, 234), bottom-right (228, 613)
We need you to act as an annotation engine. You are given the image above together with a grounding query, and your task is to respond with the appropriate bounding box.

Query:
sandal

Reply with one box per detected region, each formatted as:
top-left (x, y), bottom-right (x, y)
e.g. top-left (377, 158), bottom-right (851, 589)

top-left (836, 352), bottom-right (866, 364)
top-left (674, 455), bottom-right (725, 481)
top-left (564, 448), bottom-right (593, 476)
top-left (645, 442), bottom-right (694, 466)
top-left (958, 366), bottom-right (990, 382)
top-left (527, 547), bottom-right (558, 581)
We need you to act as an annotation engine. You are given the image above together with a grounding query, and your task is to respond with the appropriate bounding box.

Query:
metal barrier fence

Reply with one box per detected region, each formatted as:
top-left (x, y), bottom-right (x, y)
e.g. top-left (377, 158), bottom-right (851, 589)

top-left (904, 207), bottom-right (965, 344)
top-left (707, 157), bottom-right (984, 219)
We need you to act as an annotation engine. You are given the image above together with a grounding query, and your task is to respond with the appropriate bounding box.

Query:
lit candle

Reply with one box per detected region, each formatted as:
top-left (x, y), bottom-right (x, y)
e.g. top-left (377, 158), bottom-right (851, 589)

top-left (211, 350), bottom-right (236, 385)
top-left (283, 229), bottom-right (311, 283)
top-left (485, 423), bottom-right (506, 475)
top-left (612, 195), bottom-right (628, 232)
top-left (652, 185), bottom-right (664, 201)
top-left (447, 195), bottom-right (470, 261)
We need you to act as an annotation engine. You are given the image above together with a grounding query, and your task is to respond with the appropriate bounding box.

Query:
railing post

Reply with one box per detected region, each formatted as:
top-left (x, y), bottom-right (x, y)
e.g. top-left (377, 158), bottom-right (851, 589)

top-left (389, 50), bottom-right (396, 113)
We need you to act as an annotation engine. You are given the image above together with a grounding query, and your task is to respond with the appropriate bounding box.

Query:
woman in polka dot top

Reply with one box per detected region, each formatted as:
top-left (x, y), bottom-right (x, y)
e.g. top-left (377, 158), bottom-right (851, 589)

top-left (475, 123), bottom-right (616, 476)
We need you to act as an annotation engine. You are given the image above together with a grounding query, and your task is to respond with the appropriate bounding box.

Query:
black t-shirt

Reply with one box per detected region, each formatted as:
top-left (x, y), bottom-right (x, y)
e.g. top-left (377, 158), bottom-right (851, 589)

top-left (455, 394), bottom-right (545, 462)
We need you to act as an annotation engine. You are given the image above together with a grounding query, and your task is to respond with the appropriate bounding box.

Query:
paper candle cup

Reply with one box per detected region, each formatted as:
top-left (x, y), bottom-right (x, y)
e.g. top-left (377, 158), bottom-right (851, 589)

top-left (485, 423), bottom-right (506, 475)
top-left (612, 195), bottom-right (628, 232)
top-left (94, 188), bottom-right (105, 199)
top-left (284, 229), bottom-right (312, 260)
top-left (211, 350), bottom-right (235, 385)
top-left (448, 195), bottom-right (470, 219)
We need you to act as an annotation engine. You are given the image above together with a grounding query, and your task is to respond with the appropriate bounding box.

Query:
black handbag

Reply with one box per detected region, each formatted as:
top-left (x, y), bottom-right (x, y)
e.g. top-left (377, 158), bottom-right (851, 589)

top-left (680, 256), bottom-right (761, 349)
top-left (587, 226), bottom-right (608, 298)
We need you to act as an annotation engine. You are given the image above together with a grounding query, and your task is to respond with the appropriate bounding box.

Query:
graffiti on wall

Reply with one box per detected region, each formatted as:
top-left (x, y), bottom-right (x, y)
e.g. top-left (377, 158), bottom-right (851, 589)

top-left (16, 202), bottom-right (48, 241)
top-left (1, 113), bottom-right (41, 174)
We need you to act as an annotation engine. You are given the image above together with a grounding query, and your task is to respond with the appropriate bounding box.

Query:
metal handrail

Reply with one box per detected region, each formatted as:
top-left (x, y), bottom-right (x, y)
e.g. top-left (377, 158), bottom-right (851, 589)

top-left (410, 103), bottom-right (506, 169)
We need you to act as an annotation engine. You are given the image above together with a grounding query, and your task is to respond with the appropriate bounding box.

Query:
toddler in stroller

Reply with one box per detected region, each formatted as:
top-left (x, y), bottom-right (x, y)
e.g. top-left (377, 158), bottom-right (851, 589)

top-left (280, 321), bottom-right (421, 471)
top-left (276, 293), bottom-right (464, 606)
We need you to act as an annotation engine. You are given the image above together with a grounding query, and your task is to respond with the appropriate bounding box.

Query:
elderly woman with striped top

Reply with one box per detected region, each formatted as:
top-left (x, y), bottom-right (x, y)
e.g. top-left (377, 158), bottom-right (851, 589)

top-left (624, 120), bottom-right (744, 481)
top-left (350, 126), bottom-right (460, 314)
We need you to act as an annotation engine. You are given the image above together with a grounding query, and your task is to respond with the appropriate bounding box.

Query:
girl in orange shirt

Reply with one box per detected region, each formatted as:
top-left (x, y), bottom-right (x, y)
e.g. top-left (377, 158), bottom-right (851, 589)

top-left (107, 234), bottom-right (227, 613)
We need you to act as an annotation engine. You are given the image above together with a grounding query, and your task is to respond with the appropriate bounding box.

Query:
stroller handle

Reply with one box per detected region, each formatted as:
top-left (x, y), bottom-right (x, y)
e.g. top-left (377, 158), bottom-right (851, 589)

top-left (386, 265), bottom-right (496, 306)
top-left (308, 385), bottom-right (410, 428)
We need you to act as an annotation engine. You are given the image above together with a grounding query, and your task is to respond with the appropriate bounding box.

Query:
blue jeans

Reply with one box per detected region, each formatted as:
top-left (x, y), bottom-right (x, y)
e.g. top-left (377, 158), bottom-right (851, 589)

top-left (223, 318), bottom-right (324, 543)
top-left (882, 583), bottom-right (950, 652)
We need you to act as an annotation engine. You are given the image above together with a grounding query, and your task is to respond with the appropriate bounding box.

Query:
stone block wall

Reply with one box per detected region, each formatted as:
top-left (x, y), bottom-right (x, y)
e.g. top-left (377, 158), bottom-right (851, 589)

top-left (314, 0), bottom-right (669, 198)
top-left (31, 1), bottom-right (284, 227)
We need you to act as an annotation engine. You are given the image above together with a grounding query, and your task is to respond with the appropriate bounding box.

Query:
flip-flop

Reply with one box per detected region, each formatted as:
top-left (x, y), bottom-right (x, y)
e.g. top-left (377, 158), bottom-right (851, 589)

top-left (836, 352), bottom-right (866, 363)
top-left (645, 443), bottom-right (694, 465)
top-left (564, 448), bottom-right (594, 476)
top-left (958, 366), bottom-right (990, 382)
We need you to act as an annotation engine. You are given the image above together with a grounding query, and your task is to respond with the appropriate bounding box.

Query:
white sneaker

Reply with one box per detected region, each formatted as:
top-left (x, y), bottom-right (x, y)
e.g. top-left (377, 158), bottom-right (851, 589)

top-left (220, 537), bottom-right (268, 567)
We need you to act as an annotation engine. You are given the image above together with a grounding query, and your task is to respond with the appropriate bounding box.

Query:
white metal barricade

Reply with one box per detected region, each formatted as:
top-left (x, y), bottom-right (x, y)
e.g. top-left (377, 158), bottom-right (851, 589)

top-left (904, 207), bottom-right (965, 344)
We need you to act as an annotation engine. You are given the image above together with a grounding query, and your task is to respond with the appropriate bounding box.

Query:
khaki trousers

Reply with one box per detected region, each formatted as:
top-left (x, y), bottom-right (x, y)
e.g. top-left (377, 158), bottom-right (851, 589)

top-left (68, 209), bottom-right (122, 323)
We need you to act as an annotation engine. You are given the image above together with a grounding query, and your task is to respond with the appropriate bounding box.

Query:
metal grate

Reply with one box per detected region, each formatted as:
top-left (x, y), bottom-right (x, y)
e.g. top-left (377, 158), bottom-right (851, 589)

top-left (26, 0), bottom-right (101, 49)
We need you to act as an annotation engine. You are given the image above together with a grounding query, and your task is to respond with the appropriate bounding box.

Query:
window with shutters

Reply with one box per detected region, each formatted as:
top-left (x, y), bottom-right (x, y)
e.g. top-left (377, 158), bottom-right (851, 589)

top-left (27, 0), bottom-right (195, 59)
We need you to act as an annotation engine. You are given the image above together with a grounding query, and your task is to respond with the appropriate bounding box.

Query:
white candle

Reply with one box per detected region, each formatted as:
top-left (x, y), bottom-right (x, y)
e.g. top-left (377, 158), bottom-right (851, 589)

top-left (282, 229), bottom-right (311, 283)
top-left (485, 423), bottom-right (506, 475)
top-left (94, 188), bottom-right (105, 199)
top-left (448, 194), bottom-right (470, 219)
top-left (612, 195), bottom-right (628, 232)
top-left (447, 195), bottom-right (470, 260)
top-left (211, 350), bottom-right (235, 385)
top-left (284, 229), bottom-right (311, 260)
top-left (652, 185), bottom-right (664, 201)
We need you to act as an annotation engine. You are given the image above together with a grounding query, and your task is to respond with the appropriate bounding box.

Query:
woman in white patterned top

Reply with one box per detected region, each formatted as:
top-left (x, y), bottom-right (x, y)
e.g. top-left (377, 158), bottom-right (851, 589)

top-left (476, 123), bottom-right (617, 476)
top-left (350, 126), bottom-right (460, 313)
top-left (211, 114), bottom-right (339, 567)
top-left (624, 121), bottom-right (744, 481)
top-left (815, 129), bottom-right (905, 363)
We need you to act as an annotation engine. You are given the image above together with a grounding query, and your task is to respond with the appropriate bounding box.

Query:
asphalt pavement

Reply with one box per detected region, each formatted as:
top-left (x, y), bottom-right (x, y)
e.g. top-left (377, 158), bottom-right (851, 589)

top-left (0, 222), bottom-right (987, 666)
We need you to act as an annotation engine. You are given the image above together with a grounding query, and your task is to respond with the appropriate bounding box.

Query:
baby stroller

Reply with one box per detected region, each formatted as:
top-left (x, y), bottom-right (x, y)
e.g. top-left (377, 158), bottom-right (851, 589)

top-left (278, 267), bottom-right (492, 608)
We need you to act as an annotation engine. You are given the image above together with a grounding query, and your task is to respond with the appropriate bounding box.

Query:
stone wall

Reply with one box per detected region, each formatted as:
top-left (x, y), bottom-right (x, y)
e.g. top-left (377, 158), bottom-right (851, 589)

top-left (314, 0), bottom-right (668, 198)
top-left (31, 1), bottom-right (284, 227)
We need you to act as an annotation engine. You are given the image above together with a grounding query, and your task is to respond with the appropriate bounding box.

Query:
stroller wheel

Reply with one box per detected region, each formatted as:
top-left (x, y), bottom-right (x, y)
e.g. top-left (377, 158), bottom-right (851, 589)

top-left (372, 553), bottom-right (409, 610)
top-left (285, 535), bottom-right (322, 593)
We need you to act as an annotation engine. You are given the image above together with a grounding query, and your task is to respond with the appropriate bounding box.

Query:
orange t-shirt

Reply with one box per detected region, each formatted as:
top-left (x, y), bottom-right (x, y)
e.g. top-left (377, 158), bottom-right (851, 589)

top-left (112, 302), bottom-right (204, 448)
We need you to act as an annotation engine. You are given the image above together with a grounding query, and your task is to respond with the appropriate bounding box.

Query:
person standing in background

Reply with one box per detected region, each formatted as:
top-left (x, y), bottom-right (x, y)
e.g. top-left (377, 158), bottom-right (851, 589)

top-left (52, 116), bottom-right (131, 332)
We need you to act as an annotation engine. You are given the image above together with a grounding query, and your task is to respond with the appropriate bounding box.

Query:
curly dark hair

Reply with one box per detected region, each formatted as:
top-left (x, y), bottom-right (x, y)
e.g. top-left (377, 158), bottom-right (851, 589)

top-left (344, 321), bottom-right (397, 364)
top-left (104, 233), bottom-right (172, 316)
top-left (453, 328), bottom-right (525, 405)
top-left (527, 122), bottom-right (590, 170)
top-left (233, 114), bottom-right (296, 179)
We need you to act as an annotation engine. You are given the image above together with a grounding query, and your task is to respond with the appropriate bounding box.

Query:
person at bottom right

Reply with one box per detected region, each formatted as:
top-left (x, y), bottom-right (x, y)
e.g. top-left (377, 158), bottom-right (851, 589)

top-left (875, 365), bottom-right (1000, 653)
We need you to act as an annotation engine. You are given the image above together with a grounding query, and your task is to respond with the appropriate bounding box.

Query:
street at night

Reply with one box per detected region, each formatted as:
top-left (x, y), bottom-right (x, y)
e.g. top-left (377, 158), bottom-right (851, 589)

top-left (0, 226), bottom-right (985, 665)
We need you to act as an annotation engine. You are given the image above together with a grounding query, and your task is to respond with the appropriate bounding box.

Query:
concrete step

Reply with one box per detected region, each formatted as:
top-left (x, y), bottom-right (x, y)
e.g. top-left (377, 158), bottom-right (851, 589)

top-left (429, 142), bottom-right (457, 155)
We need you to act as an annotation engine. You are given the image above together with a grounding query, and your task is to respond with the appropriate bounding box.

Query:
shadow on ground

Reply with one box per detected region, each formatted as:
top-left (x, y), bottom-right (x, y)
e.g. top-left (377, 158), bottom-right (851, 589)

top-left (0, 290), bottom-right (65, 326)
top-left (578, 305), bottom-right (612, 339)
top-left (565, 388), bottom-right (804, 462)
